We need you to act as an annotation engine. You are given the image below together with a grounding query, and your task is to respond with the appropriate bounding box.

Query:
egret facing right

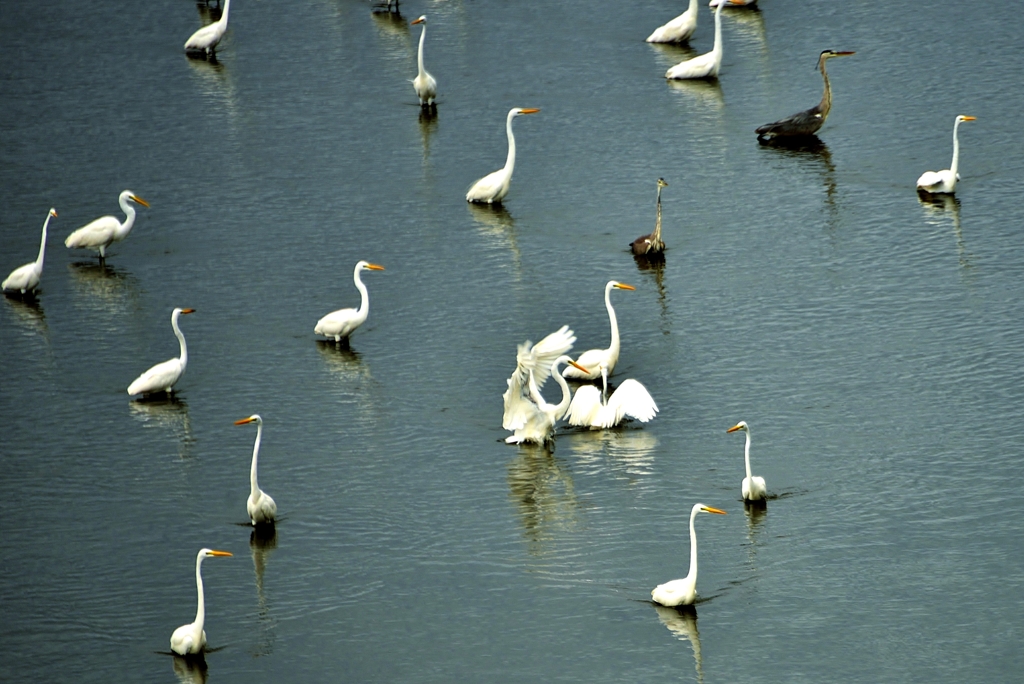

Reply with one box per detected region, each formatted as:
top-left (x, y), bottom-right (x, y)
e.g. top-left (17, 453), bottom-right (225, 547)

top-left (127, 307), bottom-right (195, 397)
top-left (3, 208), bottom-right (57, 295)
top-left (755, 50), bottom-right (856, 142)
top-left (466, 107), bottom-right (540, 204)
top-left (64, 190), bottom-right (149, 260)
top-left (315, 261), bottom-right (385, 344)
top-left (916, 115), bottom-right (977, 195)
top-left (503, 325), bottom-right (581, 444)
top-left (170, 548), bottom-right (233, 656)
top-left (184, 0), bottom-right (232, 57)
top-left (727, 420), bottom-right (766, 502)
top-left (652, 503), bottom-right (727, 607)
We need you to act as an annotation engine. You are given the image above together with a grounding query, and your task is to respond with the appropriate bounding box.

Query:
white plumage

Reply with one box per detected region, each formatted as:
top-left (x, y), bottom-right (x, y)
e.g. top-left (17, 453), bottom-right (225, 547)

top-left (647, 0), bottom-right (700, 44)
top-left (563, 280), bottom-right (635, 381)
top-left (916, 115), bottom-right (976, 195)
top-left (727, 420), bottom-right (766, 502)
top-left (411, 16), bottom-right (437, 107)
top-left (567, 366), bottom-right (658, 429)
top-left (3, 208), bottom-right (57, 295)
top-left (665, 0), bottom-right (737, 80)
top-left (466, 108), bottom-right (540, 204)
top-left (184, 0), bottom-right (232, 56)
top-left (651, 503), bottom-right (727, 607)
top-left (127, 308), bottom-right (195, 396)
top-left (170, 548), bottom-right (233, 656)
top-left (315, 261), bottom-right (385, 343)
top-left (64, 190), bottom-right (149, 259)
top-left (235, 414), bottom-right (278, 526)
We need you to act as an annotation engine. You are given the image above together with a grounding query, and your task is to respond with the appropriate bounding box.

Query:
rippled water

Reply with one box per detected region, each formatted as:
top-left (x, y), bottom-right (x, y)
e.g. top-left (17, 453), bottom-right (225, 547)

top-left (3, 0), bottom-right (1024, 681)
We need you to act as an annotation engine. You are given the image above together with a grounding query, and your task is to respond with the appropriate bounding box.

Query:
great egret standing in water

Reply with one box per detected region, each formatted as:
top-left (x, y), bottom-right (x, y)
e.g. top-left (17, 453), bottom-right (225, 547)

top-left (315, 261), bottom-right (385, 343)
top-left (64, 190), bottom-right (149, 259)
top-left (652, 503), bottom-right (727, 607)
top-left (563, 281), bottom-right (635, 381)
top-left (466, 107), bottom-right (540, 204)
top-left (185, 0), bottom-right (232, 57)
top-left (170, 548), bottom-right (233, 656)
top-left (410, 16), bottom-right (437, 107)
top-left (128, 308), bottom-right (195, 396)
top-left (631, 179), bottom-right (668, 256)
top-left (727, 420), bottom-right (766, 502)
top-left (522, 355), bottom-right (590, 443)
top-left (647, 0), bottom-right (700, 44)
top-left (664, 0), bottom-right (739, 80)
top-left (503, 325), bottom-right (581, 444)
top-left (3, 208), bottom-right (57, 295)
top-left (755, 50), bottom-right (856, 142)
top-left (235, 415), bottom-right (278, 526)
top-left (916, 115), bottom-right (977, 195)
top-left (566, 364), bottom-right (658, 429)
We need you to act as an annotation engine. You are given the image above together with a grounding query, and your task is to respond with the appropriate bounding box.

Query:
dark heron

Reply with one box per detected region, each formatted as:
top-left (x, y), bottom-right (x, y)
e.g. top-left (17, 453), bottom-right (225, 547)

top-left (632, 178), bottom-right (669, 256)
top-left (755, 50), bottom-right (855, 143)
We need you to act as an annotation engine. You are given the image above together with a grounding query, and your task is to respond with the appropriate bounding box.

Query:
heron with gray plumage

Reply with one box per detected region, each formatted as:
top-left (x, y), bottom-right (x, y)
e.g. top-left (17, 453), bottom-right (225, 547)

top-left (631, 178), bottom-right (669, 256)
top-left (756, 50), bottom-right (855, 143)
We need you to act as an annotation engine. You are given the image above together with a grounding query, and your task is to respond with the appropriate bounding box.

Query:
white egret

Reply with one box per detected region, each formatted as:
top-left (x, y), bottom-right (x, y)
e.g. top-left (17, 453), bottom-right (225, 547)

top-left (647, 0), bottom-right (700, 44)
top-left (184, 0), bottom-right (231, 56)
top-left (466, 107), bottom-right (540, 204)
top-left (665, 0), bottom-right (739, 80)
top-left (64, 190), bottom-right (149, 259)
top-left (727, 421), bottom-right (766, 502)
top-left (563, 281), bottom-right (635, 381)
top-left (127, 308), bottom-right (195, 396)
top-left (502, 325), bottom-right (577, 444)
top-left (314, 261), bottom-right (385, 343)
top-left (521, 355), bottom-right (591, 443)
top-left (3, 208), bottom-right (57, 295)
top-left (410, 16), bottom-right (437, 107)
top-left (631, 179), bottom-right (668, 256)
top-left (709, 0), bottom-right (755, 5)
top-left (170, 548), bottom-right (233, 656)
top-left (235, 415), bottom-right (277, 526)
top-left (566, 364), bottom-right (658, 429)
top-left (916, 115), bottom-right (977, 195)
top-left (651, 503), bottom-right (727, 607)
top-left (755, 50), bottom-right (856, 141)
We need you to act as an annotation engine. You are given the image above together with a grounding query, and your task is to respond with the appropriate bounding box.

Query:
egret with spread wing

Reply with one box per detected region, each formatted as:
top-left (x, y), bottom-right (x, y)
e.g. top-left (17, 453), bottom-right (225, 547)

top-left (170, 548), bottom-right (233, 656)
top-left (3, 208), bottom-right (57, 295)
top-left (665, 0), bottom-right (739, 80)
top-left (410, 16), bottom-right (437, 107)
top-left (647, 0), bottom-right (700, 44)
top-left (185, 0), bottom-right (232, 57)
top-left (65, 190), bottom-right (149, 259)
top-left (563, 281), bottom-right (635, 381)
top-left (652, 503), bottom-right (727, 607)
top-left (916, 115), bottom-right (976, 195)
top-left (756, 50), bottom-right (855, 142)
top-left (315, 261), bottom-right (385, 343)
top-left (503, 326), bottom-right (580, 444)
top-left (727, 420), bottom-right (766, 502)
top-left (631, 179), bottom-right (668, 256)
top-left (466, 108), bottom-right (540, 204)
top-left (567, 364), bottom-right (658, 428)
top-left (128, 308), bottom-right (195, 396)
top-left (235, 415), bottom-right (277, 526)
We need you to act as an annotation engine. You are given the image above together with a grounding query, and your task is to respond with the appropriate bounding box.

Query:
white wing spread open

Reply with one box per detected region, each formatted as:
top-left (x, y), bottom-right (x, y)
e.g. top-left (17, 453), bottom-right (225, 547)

top-left (567, 379), bottom-right (658, 429)
top-left (502, 326), bottom-right (575, 434)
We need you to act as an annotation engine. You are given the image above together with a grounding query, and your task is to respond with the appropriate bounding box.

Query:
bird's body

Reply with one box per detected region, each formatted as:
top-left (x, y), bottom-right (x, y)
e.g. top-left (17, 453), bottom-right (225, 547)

top-left (64, 190), bottom-right (149, 259)
top-left (314, 261), bottom-right (385, 343)
top-left (631, 179), bottom-right (668, 256)
top-left (916, 115), bottom-right (977, 195)
top-left (563, 281), bottom-right (635, 381)
top-left (727, 421), bottom-right (765, 502)
top-left (185, 0), bottom-right (231, 56)
top-left (411, 16), bottom-right (437, 107)
top-left (567, 365), bottom-right (658, 429)
top-left (466, 108), bottom-right (540, 204)
top-left (709, 0), bottom-right (755, 5)
top-left (3, 208), bottom-right (57, 295)
top-left (665, 0), bottom-right (736, 80)
top-left (170, 548), bottom-right (232, 656)
top-left (647, 0), bottom-right (699, 44)
top-left (502, 326), bottom-right (581, 444)
top-left (651, 504), bottom-right (727, 607)
top-left (236, 415), bottom-right (277, 526)
top-left (127, 308), bottom-right (195, 396)
top-left (755, 50), bottom-right (856, 142)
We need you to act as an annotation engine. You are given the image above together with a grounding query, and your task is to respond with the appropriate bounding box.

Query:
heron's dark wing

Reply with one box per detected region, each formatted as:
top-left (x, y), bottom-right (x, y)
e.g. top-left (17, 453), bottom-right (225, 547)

top-left (755, 105), bottom-right (825, 138)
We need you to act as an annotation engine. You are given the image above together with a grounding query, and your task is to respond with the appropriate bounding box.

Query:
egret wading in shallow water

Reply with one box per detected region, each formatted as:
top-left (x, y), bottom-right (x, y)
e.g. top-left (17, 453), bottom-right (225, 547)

top-left (184, 0), bottom-right (232, 57)
top-left (3, 208), bottom-right (57, 295)
top-left (170, 548), bottom-right (233, 656)
top-left (64, 190), bottom-right (149, 260)
top-left (647, 0), bottom-right (700, 44)
top-left (755, 50), bottom-right (856, 142)
top-left (631, 179), bottom-right (668, 256)
top-left (235, 415), bottom-right (277, 526)
top-left (524, 355), bottom-right (591, 443)
top-left (664, 0), bottom-right (740, 80)
top-left (563, 281), bottom-right (635, 381)
top-left (466, 108), bottom-right (540, 204)
top-left (652, 504), bottom-right (727, 607)
top-left (410, 16), bottom-right (437, 107)
top-left (314, 261), bottom-right (385, 344)
top-left (128, 308), bottom-right (195, 396)
top-left (566, 364), bottom-right (658, 429)
top-left (916, 115), bottom-right (977, 195)
top-left (727, 421), bottom-right (766, 502)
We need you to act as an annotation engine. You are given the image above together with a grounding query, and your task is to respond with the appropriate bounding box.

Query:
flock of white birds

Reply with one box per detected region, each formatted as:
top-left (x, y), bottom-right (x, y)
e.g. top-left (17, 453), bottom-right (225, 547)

top-left (1, 0), bottom-right (983, 657)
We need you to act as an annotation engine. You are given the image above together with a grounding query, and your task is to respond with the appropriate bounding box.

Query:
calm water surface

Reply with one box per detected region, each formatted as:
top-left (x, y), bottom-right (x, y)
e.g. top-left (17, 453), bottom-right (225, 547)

top-left (2, 0), bottom-right (1024, 681)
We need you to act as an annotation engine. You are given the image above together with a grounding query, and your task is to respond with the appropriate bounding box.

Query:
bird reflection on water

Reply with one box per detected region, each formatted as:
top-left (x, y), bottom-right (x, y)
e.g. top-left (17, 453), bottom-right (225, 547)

top-left (68, 260), bottom-right (140, 315)
top-left (467, 203), bottom-right (522, 277)
top-left (418, 106), bottom-right (438, 164)
top-left (316, 341), bottom-right (372, 383)
top-left (633, 253), bottom-right (670, 334)
top-left (918, 192), bottom-right (972, 277)
top-left (652, 604), bottom-right (704, 684)
top-left (172, 654), bottom-right (208, 684)
top-left (129, 396), bottom-right (194, 459)
top-left (3, 294), bottom-right (49, 338)
top-left (567, 428), bottom-right (659, 481)
top-left (249, 526), bottom-right (277, 658)
top-left (666, 77), bottom-right (724, 110)
top-left (507, 444), bottom-right (579, 556)
top-left (758, 136), bottom-right (838, 233)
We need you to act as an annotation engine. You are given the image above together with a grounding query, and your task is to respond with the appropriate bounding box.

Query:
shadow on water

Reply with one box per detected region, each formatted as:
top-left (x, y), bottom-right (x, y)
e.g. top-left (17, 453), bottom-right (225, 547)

top-left (507, 444), bottom-right (579, 555)
top-left (468, 203), bottom-right (522, 278)
top-left (172, 654), bottom-right (208, 684)
top-left (652, 604), bottom-right (704, 684)
top-left (249, 526), bottom-right (277, 658)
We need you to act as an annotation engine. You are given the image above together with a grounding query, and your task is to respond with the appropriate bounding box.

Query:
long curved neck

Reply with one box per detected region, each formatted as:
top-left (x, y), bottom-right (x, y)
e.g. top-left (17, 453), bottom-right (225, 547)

top-left (503, 111), bottom-right (517, 175)
top-left (551, 368), bottom-right (573, 417)
top-left (416, 23), bottom-right (427, 77)
top-left (652, 187), bottom-right (663, 244)
top-left (250, 421), bottom-right (262, 497)
top-left (686, 0), bottom-right (699, 16)
top-left (172, 312), bottom-right (188, 369)
top-left (219, 0), bottom-right (231, 27)
top-left (743, 430), bottom-right (752, 479)
top-left (117, 196), bottom-right (136, 240)
top-left (605, 284), bottom-right (620, 359)
top-left (194, 555), bottom-right (206, 629)
top-left (818, 57), bottom-right (832, 119)
top-left (36, 213), bottom-right (52, 269)
top-left (687, 509), bottom-right (699, 582)
top-left (711, 1), bottom-right (724, 59)
top-left (354, 268), bottom-right (370, 317)
top-left (950, 120), bottom-right (963, 177)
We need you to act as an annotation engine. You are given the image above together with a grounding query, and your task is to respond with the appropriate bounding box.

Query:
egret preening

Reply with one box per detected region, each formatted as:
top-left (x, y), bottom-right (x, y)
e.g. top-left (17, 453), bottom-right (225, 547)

top-left (566, 364), bottom-right (659, 429)
top-left (631, 179), bottom-right (668, 256)
top-left (411, 16), bottom-right (437, 107)
top-left (665, 0), bottom-right (739, 80)
top-left (128, 308), bottom-right (195, 396)
top-left (235, 415), bottom-right (278, 526)
top-left (314, 261), bottom-right (385, 344)
top-left (3, 208), bottom-right (57, 295)
top-left (727, 421), bottom-right (766, 502)
top-left (502, 325), bottom-right (583, 444)
top-left (170, 548), bottom-right (233, 656)
top-left (651, 504), bottom-right (727, 607)
top-left (185, 0), bottom-right (232, 57)
top-left (916, 115), bottom-right (977, 195)
top-left (563, 281), bottom-right (635, 381)
top-left (755, 50), bottom-right (856, 142)
top-left (647, 0), bottom-right (700, 44)
top-left (466, 108), bottom-right (540, 204)
top-left (64, 190), bottom-right (149, 259)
